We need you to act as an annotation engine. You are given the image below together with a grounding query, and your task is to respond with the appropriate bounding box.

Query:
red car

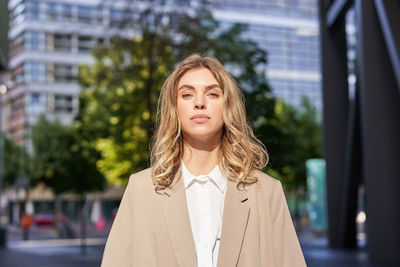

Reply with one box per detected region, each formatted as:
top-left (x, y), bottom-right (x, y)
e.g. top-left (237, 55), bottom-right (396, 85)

top-left (34, 213), bottom-right (68, 226)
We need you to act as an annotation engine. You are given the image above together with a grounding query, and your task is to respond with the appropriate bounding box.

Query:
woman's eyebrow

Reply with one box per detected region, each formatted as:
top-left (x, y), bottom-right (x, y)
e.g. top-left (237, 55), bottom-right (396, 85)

top-left (178, 85), bottom-right (195, 91)
top-left (205, 84), bottom-right (221, 90)
top-left (178, 84), bottom-right (221, 91)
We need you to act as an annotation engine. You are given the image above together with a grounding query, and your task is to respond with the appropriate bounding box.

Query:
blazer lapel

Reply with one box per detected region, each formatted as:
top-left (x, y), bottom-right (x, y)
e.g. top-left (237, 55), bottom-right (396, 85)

top-left (217, 180), bottom-right (250, 267)
top-left (162, 172), bottom-right (197, 267)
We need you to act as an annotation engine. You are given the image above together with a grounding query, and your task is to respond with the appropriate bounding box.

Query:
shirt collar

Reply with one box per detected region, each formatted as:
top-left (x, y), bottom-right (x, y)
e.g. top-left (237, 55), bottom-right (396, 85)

top-left (181, 161), bottom-right (227, 193)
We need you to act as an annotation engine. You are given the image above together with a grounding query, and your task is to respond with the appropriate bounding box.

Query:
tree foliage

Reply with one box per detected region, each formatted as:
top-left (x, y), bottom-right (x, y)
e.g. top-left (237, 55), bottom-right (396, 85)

top-left (78, 7), bottom-right (275, 186)
top-left (78, 5), bottom-right (322, 192)
top-left (78, 31), bottom-right (175, 186)
top-left (266, 98), bottom-right (323, 191)
top-left (30, 115), bottom-right (105, 195)
top-left (3, 136), bottom-right (25, 188)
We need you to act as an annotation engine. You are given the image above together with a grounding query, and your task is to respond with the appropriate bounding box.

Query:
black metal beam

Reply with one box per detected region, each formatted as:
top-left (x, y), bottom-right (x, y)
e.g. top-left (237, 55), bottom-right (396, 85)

top-left (356, 0), bottom-right (400, 264)
top-left (0, 0), bottom-right (8, 70)
top-left (339, 83), bottom-right (362, 249)
top-left (326, 0), bottom-right (353, 28)
top-left (374, 0), bottom-right (400, 92)
top-left (319, 0), bottom-right (353, 248)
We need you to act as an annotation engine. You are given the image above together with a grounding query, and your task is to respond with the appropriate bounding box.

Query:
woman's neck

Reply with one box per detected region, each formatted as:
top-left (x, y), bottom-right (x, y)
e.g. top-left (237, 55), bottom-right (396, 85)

top-left (182, 135), bottom-right (222, 176)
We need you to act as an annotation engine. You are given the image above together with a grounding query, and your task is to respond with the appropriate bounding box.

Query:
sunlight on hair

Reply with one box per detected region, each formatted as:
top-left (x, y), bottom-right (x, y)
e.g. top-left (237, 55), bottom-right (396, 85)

top-left (150, 54), bottom-right (268, 190)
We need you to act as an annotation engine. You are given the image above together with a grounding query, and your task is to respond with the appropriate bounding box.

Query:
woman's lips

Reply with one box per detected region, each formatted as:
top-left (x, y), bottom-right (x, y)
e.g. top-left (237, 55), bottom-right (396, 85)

top-left (191, 115), bottom-right (210, 123)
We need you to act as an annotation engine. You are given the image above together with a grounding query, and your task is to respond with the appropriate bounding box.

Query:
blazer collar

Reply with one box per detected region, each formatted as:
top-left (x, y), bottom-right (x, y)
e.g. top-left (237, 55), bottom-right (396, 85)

top-left (217, 179), bottom-right (250, 267)
top-left (162, 169), bottom-right (250, 267)
top-left (162, 169), bottom-right (198, 267)
top-left (181, 161), bottom-right (227, 193)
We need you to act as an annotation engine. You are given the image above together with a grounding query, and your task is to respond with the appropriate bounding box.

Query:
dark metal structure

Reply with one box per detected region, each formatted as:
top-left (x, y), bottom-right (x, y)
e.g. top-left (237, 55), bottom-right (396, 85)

top-left (319, 0), bottom-right (400, 265)
top-left (0, 0), bottom-right (8, 71)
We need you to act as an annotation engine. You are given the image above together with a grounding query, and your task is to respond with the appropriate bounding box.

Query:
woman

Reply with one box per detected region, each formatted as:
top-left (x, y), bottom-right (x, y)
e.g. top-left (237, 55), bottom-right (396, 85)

top-left (101, 55), bottom-right (306, 267)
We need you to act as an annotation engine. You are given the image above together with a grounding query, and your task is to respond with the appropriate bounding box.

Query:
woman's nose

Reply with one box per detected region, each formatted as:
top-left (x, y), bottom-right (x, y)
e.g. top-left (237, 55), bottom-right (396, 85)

top-left (194, 96), bottom-right (206, 110)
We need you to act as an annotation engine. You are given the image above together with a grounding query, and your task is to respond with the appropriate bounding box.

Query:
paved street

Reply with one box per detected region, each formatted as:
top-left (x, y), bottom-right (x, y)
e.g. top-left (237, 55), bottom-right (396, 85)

top-left (0, 226), bottom-right (397, 267)
top-left (0, 242), bottom-right (103, 267)
top-left (300, 237), bottom-right (396, 267)
top-left (0, 224), bottom-right (107, 267)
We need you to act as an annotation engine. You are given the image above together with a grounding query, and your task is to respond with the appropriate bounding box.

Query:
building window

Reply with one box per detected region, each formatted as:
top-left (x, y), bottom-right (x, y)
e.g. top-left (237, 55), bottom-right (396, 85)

top-left (78, 36), bottom-right (94, 52)
top-left (46, 33), bottom-right (72, 52)
top-left (26, 31), bottom-right (41, 51)
top-left (25, 62), bottom-right (43, 83)
top-left (109, 9), bottom-right (124, 27)
top-left (50, 94), bottom-right (73, 113)
top-left (31, 62), bottom-right (41, 82)
top-left (47, 63), bottom-right (74, 82)
top-left (45, 2), bottom-right (57, 20)
top-left (78, 6), bottom-right (92, 24)
top-left (61, 4), bottom-right (72, 21)
top-left (54, 64), bottom-right (73, 82)
top-left (30, 93), bottom-right (43, 113)
top-left (26, 1), bottom-right (39, 19)
top-left (54, 34), bottom-right (72, 52)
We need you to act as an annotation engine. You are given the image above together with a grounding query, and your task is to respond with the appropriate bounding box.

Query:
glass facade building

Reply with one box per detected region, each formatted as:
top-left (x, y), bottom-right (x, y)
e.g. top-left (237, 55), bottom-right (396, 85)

top-left (5, 0), bottom-right (113, 145)
top-left (4, 0), bottom-right (321, 146)
top-left (210, 0), bottom-right (321, 111)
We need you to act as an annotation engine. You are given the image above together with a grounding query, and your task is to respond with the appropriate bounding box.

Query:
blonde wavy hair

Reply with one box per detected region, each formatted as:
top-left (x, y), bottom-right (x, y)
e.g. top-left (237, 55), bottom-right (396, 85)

top-left (150, 54), bottom-right (268, 190)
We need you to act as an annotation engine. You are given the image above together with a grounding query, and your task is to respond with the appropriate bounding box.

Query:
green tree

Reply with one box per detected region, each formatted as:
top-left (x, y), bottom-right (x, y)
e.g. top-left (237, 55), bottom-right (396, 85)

top-left (266, 97), bottom-right (323, 192)
top-left (78, 31), bottom-right (175, 186)
top-left (30, 115), bottom-right (105, 194)
top-left (30, 115), bottom-right (105, 239)
top-left (3, 136), bottom-right (25, 188)
top-left (78, 7), bottom-right (277, 186)
top-left (30, 116), bottom-right (73, 194)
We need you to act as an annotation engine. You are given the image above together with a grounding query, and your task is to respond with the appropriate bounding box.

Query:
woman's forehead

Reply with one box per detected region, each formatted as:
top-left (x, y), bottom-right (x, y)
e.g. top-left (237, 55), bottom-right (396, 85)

top-left (177, 68), bottom-right (221, 88)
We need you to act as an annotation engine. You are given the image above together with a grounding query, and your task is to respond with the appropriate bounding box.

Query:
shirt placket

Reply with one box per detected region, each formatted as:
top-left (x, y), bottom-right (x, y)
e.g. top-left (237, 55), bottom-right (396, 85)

top-left (195, 177), bottom-right (213, 267)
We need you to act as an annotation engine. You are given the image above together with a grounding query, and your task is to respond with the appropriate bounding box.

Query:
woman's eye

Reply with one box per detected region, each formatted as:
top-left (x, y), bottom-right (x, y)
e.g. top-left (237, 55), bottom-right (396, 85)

top-left (208, 93), bottom-right (219, 97)
top-left (182, 93), bottom-right (192, 98)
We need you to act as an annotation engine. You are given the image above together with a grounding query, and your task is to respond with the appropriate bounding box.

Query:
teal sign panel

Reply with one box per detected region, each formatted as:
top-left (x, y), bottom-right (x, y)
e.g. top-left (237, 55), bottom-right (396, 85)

top-left (306, 158), bottom-right (327, 232)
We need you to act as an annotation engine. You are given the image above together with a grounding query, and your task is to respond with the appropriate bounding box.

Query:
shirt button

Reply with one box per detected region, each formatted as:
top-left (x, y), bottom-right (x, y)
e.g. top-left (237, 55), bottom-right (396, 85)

top-left (201, 211), bottom-right (206, 218)
top-left (203, 243), bottom-right (208, 248)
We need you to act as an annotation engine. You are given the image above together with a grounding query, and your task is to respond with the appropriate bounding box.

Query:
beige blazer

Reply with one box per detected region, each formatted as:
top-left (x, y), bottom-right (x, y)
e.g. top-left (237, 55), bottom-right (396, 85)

top-left (101, 167), bottom-right (306, 267)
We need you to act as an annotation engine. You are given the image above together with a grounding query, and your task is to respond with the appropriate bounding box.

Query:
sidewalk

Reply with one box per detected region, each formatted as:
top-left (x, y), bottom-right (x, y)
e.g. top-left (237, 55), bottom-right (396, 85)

top-left (6, 223), bottom-right (111, 241)
top-left (300, 234), bottom-right (395, 267)
top-left (1, 223), bottom-right (108, 267)
top-left (0, 225), bottom-right (397, 267)
top-left (0, 242), bottom-right (104, 267)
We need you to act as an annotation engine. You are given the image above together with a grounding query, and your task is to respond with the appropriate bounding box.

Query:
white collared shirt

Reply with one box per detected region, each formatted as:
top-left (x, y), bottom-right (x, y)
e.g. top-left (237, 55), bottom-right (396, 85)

top-left (181, 162), bottom-right (227, 267)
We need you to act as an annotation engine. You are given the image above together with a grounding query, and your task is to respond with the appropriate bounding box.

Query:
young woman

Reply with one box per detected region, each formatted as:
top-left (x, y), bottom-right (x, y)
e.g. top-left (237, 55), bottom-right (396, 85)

top-left (101, 55), bottom-right (306, 267)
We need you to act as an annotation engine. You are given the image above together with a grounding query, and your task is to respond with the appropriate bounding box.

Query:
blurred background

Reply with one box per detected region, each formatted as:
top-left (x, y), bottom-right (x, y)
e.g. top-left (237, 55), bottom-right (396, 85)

top-left (0, 0), bottom-right (399, 266)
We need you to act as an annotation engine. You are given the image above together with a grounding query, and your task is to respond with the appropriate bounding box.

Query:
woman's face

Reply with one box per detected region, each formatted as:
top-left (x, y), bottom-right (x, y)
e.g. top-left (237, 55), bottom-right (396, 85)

top-left (176, 67), bottom-right (224, 142)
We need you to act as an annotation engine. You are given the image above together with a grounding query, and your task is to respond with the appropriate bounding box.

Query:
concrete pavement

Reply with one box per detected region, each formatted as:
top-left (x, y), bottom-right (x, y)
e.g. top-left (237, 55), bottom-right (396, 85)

top-left (0, 225), bottom-right (397, 267)
top-left (300, 237), bottom-right (395, 267)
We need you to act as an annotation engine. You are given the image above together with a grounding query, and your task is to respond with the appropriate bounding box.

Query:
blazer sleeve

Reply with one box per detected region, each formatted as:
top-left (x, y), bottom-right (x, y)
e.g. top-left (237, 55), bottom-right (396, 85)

top-left (101, 174), bottom-right (157, 267)
top-left (270, 179), bottom-right (307, 267)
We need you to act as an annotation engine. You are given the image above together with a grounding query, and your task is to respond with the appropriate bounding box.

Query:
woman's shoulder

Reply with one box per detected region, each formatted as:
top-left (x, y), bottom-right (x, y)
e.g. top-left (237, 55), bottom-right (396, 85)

top-left (250, 169), bottom-right (283, 194)
top-left (129, 167), bottom-right (153, 181)
top-left (253, 170), bottom-right (280, 185)
top-left (126, 167), bottom-right (155, 194)
top-left (248, 170), bottom-right (287, 210)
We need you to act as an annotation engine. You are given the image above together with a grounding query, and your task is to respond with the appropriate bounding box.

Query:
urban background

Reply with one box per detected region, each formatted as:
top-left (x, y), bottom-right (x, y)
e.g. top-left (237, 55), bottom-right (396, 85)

top-left (0, 0), bottom-right (398, 266)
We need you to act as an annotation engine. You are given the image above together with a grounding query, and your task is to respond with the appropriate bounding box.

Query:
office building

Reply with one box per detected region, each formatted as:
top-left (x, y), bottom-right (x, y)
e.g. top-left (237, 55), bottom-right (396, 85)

top-left (4, 0), bottom-right (320, 146)
top-left (210, 0), bottom-right (321, 111)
